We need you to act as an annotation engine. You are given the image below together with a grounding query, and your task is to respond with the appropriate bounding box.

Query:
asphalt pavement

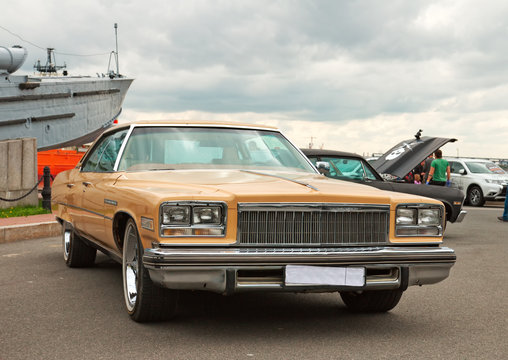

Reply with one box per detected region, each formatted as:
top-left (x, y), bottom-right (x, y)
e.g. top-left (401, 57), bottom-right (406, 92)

top-left (0, 203), bottom-right (506, 360)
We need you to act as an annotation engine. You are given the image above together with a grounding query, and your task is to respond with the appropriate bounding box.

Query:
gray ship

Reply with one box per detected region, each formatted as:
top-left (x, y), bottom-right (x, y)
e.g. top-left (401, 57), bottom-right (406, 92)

top-left (0, 45), bottom-right (133, 150)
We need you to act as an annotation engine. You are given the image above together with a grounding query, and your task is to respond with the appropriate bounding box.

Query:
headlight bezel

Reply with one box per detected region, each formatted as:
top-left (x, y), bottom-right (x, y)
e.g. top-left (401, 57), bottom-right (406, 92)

top-left (159, 201), bottom-right (227, 237)
top-left (395, 203), bottom-right (444, 237)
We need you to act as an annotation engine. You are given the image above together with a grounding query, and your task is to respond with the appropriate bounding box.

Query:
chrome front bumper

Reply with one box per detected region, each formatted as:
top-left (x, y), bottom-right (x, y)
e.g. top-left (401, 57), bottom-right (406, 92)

top-left (143, 246), bottom-right (456, 294)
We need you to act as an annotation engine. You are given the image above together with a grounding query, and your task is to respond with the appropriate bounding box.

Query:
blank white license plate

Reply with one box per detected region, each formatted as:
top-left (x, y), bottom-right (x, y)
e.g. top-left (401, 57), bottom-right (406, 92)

top-left (285, 265), bottom-right (365, 287)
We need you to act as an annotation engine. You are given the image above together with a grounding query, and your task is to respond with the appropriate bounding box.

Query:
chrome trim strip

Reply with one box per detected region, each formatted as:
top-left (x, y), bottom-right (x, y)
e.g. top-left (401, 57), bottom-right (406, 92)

top-left (113, 124), bottom-right (134, 171)
top-left (143, 246), bottom-right (456, 266)
top-left (237, 202), bottom-right (390, 210)
top-left (53, 201), bottom-right (113, 221)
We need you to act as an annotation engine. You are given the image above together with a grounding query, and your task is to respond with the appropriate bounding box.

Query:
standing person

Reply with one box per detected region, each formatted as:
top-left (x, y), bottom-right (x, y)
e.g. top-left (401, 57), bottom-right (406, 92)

top-left (498, 195), bottom-right (508, 222)
top-left (426, 149), bottom-right (450, 186)
top-left (422, 155), bottom-right (434, 183)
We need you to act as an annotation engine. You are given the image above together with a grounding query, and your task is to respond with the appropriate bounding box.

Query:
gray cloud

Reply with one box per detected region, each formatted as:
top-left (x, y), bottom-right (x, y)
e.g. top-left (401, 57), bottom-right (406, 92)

top-left (2, 0), bottom-right (507, 157)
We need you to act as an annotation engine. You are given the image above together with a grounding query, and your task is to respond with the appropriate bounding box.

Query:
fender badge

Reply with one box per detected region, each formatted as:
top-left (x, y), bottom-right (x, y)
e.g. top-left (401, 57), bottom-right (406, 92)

top-left (104, 199), bottom-right (117, 206)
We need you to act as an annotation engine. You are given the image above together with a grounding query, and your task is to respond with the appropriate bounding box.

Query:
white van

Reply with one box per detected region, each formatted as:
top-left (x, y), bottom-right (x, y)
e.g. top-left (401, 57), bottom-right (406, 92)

top-left (446, 158), bottom-right (508, 207)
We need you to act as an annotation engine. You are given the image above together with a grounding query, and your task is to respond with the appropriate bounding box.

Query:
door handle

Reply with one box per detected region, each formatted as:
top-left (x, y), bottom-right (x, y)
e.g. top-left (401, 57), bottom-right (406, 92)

top-left (67, 183), bottom-right (75, 188)
top-left (82, 181), bottom-right (92, 187)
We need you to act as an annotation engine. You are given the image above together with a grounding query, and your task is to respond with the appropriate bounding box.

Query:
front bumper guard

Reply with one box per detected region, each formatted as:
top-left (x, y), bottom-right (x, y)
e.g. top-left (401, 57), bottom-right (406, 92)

top-left (455, 210), bottom-right (467, 223)
top-left (143, 246), bottom-right (456, 294)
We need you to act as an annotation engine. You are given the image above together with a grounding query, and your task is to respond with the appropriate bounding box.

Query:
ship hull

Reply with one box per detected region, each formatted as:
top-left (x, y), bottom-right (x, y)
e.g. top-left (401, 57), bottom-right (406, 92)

top-left (0, 75), bottom-right (133, 150)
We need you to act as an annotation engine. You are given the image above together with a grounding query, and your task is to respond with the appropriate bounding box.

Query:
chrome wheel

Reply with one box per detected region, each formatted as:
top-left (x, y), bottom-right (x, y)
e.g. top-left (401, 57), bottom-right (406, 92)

top-left (63, 228), bottom-right (71, 261)
top-left (62, 223), bottom-right (96, 267)
top-left (123, 222), bottom-right (139, 312)
top-left (121, 218), bottom-right (179, 321)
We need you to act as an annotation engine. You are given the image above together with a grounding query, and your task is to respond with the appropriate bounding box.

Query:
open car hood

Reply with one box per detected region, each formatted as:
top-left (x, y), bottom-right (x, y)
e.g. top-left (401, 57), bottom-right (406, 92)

top-left (370, 136), bottom-right (457, 178)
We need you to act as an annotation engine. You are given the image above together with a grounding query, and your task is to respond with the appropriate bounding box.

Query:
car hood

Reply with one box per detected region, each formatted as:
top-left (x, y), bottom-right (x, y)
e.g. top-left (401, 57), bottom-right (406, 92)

top-left (469, 173), bottom-right (508, 182)
top-left (371, 136), bottom-right (457, 178)
top-left (113, 169), bottom-right (430, 206)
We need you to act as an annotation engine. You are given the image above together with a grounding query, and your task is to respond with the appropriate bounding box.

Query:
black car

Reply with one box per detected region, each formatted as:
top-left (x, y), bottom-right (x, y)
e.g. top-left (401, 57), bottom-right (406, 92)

top-left (302, 148), bottom-right (467, 224)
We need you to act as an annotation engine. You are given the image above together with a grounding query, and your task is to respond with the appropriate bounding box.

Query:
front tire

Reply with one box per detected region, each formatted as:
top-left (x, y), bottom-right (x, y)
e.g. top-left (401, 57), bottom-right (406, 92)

top-left (467, 185), bottom-right (485, 207)
top-left (62, 223), bottom-right (96, 267)
top-left (340, 289), bottom-right (403, 312)
top-left (122, 219), bottom-right (178, 322)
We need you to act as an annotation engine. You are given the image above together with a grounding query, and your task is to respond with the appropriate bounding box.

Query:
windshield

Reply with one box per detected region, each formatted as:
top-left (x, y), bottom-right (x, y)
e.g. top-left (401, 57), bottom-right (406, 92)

top-left (465, 161), bottom-right (507, 174)
top-left (309, 156), bottom-right (378, 181)
top-left (117, 126), bottom-right (316, 173)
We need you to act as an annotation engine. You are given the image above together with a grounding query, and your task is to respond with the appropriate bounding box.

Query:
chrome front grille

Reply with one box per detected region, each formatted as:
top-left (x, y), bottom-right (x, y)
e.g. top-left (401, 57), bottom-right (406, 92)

top-left (237, 203), bottom-right (389, 246)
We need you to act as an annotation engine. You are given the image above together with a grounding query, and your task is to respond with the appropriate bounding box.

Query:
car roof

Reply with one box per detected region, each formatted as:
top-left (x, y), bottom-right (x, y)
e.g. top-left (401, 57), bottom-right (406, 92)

top-left (119, 119), bottom-right (276, 128)
top-left (446, 158), bottom-right (494, 162)
top-left (300, 148), bottom-right (363, 158)
top-left (103, 120), bottom-right (279, 135)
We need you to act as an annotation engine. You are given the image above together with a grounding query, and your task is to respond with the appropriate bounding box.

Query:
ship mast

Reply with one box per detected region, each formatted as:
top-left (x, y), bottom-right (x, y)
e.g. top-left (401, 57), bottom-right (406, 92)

top-left (108, 23), bottom-right (122, 78)
top-left (114, 23), bottom-right (120, 76)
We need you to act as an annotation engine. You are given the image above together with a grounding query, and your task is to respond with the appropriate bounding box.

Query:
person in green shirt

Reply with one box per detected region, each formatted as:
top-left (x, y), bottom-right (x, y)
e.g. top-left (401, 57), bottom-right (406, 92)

top-left (426, 149), bottom-right (451, 186)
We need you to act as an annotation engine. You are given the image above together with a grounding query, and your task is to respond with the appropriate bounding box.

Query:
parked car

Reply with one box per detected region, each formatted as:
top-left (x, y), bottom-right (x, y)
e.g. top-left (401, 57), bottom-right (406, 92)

top-left (446, 158), bottom-right (508, 207)
top-left (52, 121), bottom-right (456, 322)
top-left (302, 149), bottom-right (467, 224)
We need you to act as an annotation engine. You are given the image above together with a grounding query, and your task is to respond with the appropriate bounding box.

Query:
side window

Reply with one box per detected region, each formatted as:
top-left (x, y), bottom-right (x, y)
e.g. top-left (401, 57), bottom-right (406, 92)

top-left (363, 164), bottom-right (378, 180)
top-left (307, 157), bottom-right (318, 166)
top-left (81, 129), bottom-right (128, 172)
top-left (450, 161), bottom-right (464, 174)
top-left (81, 137), bottom-right (110, 172)
top-left (97, 130), bottom-right (128, 171)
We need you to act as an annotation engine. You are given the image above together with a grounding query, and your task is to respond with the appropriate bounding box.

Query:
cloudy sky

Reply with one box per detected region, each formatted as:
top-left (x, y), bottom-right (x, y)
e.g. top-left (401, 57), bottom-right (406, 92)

top-left (2, 0), bottom-right (507, 158)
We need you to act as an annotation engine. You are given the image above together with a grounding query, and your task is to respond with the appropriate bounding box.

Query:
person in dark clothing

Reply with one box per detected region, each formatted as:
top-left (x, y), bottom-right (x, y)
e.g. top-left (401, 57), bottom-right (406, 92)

top-left (422, 155), bottom-right (434, 183)
top-left (414, 162), bottom-right (424, 175)
top-left (498, 195), bottom-right (508, 222)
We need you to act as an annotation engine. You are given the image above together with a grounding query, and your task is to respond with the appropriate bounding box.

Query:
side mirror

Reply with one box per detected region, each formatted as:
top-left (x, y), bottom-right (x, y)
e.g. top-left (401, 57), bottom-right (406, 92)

top-left (315, 161), bottom-right (330, 174)
top-left (459, 169), bottom-right (466, 175)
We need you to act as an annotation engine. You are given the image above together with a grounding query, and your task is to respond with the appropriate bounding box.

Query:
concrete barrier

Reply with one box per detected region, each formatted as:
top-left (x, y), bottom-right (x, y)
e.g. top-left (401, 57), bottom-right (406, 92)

top-left (0, 138), bottom-right (38, 209)
top-left (0, 214), bottom-right (60, 243)
top-left (0, 222), bottom-right (61, 243)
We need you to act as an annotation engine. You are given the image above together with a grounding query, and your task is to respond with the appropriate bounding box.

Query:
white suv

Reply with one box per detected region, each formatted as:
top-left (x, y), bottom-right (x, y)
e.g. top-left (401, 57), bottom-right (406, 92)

top-left (447, 158), bottom-right (508, 207)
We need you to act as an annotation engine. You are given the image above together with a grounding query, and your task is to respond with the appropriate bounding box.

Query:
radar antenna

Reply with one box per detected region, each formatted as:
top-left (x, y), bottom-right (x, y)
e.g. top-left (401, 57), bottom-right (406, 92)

top-left (34, 48), bottom-right (67, 75)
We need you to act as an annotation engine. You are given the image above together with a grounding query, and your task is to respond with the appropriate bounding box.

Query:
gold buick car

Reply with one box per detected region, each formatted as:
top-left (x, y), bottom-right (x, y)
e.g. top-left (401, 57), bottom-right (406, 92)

top-left (52, 121), bottom-right (456, 322)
